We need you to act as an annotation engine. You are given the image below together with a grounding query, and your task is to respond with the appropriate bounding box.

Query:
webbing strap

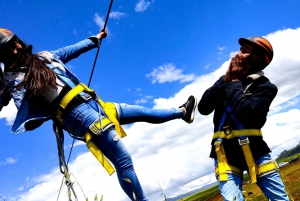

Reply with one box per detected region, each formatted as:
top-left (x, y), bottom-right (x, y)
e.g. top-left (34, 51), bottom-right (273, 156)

top-left (213, 129), bottom-right (262, 140)
top-left (215, 158), bottom-right (279, 181)
top-left (239, 138), bottom-right (257, 183)
top-left (215, 100), bottom-right (260, 183)
top-left (215, 163), bottom-right (242, 178)
top-left (257, 161), bottom-right (278, 176)
top-left (84, 132), bottom-right (115, 175)
top-left (98, 99), bottom-right (127, 138)
top-left (57, 83), bottom-right (94, 119)
top-left (56, 83), bottom-right (127, 175)
top-left (214, 140), bottom-right (229, 181)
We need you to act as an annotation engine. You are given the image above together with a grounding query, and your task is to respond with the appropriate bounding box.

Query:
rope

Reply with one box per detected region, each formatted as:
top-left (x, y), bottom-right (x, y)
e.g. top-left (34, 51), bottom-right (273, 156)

top-left (88, 0), bottom-right (114, 87)
top-left (55, 0), bottom-right (114, 200)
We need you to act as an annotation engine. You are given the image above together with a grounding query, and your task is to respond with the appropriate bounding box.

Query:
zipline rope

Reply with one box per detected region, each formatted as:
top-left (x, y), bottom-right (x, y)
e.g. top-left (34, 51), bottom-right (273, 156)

top-left (55, 1), bottom-right (114, 200)
top-left (88, 0), bottom-right (114, 87)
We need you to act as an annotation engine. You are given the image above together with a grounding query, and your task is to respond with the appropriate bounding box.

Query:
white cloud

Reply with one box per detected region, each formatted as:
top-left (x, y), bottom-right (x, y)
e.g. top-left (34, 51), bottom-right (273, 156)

top-left (0, 99), bottom-right (17, 125)
top-left (109, 11), bottom-right (127, 19)
top-left (134, 95), bottom-right (153, 104)
top-left (135, 0), bottom-right (153, 12)
top-left (93, 13), bottom-right (111, 34)
top-left (203, 63), bottom-right (211, 69)
top-left (0, 157), bottom-right (17, 166)
top-left (17, 186), bottom-right (24, 191)
top-left (146, 63), bottom-right (196, 84)
top-left (93, 13), bottom-right (105, 28)
top-left (217, 46), bottom-right (226, 51)
top-left (72, 140), bottom-right (85, 147)
top-left (4, 27), bottom-right (300, 201)
top-left (134, 98), bottom-right (148, 104)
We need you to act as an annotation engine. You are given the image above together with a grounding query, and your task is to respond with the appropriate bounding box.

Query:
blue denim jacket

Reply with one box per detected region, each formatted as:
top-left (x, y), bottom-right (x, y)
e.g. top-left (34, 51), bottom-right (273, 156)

top-left (0, 36), bottom-right (99, 133)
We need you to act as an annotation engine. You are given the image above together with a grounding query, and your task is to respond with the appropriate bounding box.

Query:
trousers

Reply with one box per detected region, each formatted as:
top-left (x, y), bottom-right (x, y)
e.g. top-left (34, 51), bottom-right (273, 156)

top-left (62, 100), bottom-right (183, 200)
top-left (214, 153), bottom-right (290, 201)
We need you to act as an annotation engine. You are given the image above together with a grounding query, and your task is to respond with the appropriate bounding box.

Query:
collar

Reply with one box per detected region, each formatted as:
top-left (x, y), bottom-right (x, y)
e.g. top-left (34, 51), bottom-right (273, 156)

top-left (247, 71), bottom-right (264, 81)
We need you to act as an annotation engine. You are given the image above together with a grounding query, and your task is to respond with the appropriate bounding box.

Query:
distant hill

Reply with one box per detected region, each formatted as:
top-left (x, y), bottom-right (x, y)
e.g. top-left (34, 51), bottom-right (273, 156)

top-left (167, 182), bottom-right (218, 201)
top-left (276, 142), bottom-right (300, 161)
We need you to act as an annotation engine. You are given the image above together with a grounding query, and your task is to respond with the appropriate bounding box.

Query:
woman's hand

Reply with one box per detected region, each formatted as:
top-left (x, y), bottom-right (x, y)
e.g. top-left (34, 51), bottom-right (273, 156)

top-left (96, 29), bottom-right (107, 40)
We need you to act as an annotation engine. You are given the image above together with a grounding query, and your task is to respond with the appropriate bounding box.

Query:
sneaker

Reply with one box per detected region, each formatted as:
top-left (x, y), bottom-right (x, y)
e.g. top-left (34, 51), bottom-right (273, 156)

top-left (180, 95), bottom-right (197, 124)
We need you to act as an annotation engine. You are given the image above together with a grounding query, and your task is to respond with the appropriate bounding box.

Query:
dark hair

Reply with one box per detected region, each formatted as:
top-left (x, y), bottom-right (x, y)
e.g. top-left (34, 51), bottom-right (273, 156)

top-left (0, 38), bottom-right (57, 97)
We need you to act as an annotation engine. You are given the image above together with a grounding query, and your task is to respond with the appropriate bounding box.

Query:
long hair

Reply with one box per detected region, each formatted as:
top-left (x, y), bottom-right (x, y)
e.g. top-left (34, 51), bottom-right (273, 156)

top-left (0, 40), bottom-right (57, 97)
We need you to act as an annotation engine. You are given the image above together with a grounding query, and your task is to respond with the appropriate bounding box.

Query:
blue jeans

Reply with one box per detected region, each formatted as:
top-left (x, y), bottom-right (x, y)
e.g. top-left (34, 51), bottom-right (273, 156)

top-left (214, 154), bottom-right (290, 201)
top-left (63, 100), bottom-right (183, 201)
top-left (114, 103), bottom-right (183, 125)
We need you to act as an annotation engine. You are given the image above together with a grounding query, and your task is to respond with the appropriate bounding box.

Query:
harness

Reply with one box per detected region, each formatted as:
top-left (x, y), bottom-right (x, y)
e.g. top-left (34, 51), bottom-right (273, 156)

top-left (214, 78), bottom-right (278, 183)
top-left (39, 52), bottom-right (127, 175)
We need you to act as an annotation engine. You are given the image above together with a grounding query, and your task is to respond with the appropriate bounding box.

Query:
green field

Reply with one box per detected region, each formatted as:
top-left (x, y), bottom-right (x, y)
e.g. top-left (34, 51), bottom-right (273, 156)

top-left (179, 155), bottom-right (300, 201)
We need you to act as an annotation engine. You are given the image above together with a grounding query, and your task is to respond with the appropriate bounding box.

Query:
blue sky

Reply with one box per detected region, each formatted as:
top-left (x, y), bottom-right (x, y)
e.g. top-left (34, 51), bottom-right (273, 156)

top-left (1, 0), bottom-right (300, 200)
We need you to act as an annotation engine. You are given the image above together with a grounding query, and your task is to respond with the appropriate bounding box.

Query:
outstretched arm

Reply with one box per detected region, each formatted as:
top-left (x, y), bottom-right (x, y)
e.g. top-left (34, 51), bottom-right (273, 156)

top-left (50, 29), bottom-right (108, 64)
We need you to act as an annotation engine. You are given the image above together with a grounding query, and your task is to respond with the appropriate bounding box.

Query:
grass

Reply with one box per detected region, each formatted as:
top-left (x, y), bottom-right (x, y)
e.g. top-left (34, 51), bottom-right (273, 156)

top-left (178, 185), bottom-right (220, 201)
top-left (276, 152), bottom-right (300, 164)
top-left (178, 158), bottom-right (300, 201)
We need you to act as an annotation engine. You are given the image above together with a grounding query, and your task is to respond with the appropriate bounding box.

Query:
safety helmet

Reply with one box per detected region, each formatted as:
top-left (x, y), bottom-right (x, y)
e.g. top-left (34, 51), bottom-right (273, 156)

top-left (238, 36), bottom-right (273, 66)
top-left (0, 28), bottom-right (15, 49)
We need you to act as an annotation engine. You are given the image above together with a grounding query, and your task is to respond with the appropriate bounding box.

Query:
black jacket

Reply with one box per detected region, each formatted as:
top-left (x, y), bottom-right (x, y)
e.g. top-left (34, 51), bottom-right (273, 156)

top-left (198, 74), bottom-right (278, 169)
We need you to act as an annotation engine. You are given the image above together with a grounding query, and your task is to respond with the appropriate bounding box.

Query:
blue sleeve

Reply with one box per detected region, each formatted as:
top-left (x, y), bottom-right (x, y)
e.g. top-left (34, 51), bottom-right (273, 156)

top-left (198, 75), bottom-right (226, 115)
top-left (49, 36), bottom-right (99, 64)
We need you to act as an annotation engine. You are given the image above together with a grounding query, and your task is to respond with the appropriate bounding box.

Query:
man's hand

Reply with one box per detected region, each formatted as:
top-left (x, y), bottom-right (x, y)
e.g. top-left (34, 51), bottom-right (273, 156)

top-left (225, 52), bottom-right (251, 82)
top-left (96, 29), bottom-right (107, 40)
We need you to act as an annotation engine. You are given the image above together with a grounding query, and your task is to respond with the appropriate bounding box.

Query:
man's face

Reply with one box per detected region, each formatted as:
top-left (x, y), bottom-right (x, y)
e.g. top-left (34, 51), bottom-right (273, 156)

top-left (239, 43), bottom-right (254, 62)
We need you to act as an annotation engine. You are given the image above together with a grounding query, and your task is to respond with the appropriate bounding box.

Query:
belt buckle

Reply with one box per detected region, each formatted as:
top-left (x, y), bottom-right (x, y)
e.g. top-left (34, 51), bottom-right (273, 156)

top-left (238, 137), bottom-right (249, 145)
top-left (81, 93), bottom-right (92, 101)
top-left (222, 125), bottom-right (232, 136)
top-left (89, 118), bottom-right (101, 135)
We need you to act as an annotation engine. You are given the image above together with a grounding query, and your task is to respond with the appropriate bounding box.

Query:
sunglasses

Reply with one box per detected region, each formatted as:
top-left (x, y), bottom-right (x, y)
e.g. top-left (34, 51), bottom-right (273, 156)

top-left (2, 35), bottom-right (20, 51)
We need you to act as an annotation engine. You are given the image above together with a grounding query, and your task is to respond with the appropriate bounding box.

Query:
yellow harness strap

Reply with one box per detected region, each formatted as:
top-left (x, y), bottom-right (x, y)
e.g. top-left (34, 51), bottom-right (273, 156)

top-left (256, 161), bottom-right (278, 177)
top-left (215, 163), bottom-right (243, 178)
top-left (98, 99), bottom-right (127, 138)
top-left (84, 132), bottom-right (115, 175)
top-left (214, 140), bottom-right (230, 181)
top-left (239, 137), bottom-right (257, 183)
top-left (213, 129), bottom-right (275, 183)
top-left (57, 83), bottom-right (95, 120)
top-left (213, 129), bottom-right (262, 140)
top-left (56, 83), bottom-right (127, 175)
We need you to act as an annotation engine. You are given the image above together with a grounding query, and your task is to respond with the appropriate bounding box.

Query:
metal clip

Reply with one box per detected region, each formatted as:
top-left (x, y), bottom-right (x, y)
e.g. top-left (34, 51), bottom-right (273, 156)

top-left (222, 125), bottom-right (232, 136)
top-left (238, 137), bottom-right (250, 145)
top-left (81, 93), bottom-right (92, 101)
top-left (89, 118), bottom-right (101, 135)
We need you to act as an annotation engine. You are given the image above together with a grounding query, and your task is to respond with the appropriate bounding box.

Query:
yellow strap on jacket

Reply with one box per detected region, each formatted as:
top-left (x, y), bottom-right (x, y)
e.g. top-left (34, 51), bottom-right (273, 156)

top-left (57, 83), bottom-right (127, 175)
top-left (213, 129), bottom-right (262, 140)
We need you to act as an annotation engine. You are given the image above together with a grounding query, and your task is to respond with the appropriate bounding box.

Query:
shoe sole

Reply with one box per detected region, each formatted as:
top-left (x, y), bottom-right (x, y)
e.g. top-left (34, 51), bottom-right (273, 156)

top-left (188, 96), bottom-right (197, 124)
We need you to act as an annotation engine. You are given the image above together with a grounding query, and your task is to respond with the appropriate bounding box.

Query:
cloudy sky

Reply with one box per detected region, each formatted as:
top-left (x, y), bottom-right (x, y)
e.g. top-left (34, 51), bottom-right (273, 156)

top-left (1, 0), bottom-right (300, 201)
